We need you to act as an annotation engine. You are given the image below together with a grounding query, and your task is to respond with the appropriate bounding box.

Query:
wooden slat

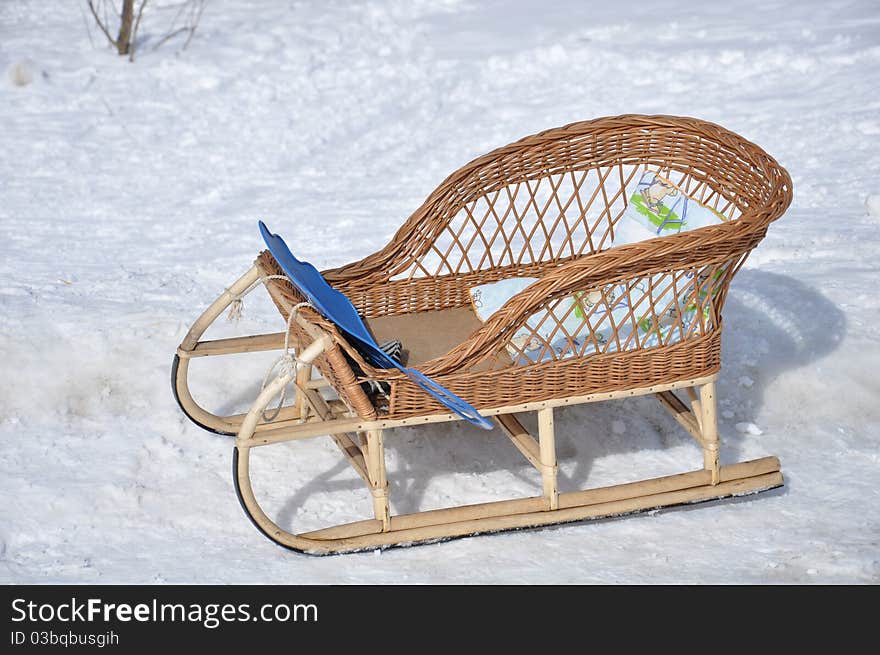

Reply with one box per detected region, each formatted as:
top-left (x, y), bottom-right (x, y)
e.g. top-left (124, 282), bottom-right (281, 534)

top-left (347, 471), bottom-right (783, 551)
top-left (295, 363), bottom-right (313, 421)
top-left (300, 380), bottom-right (371, 486)
top-left (558, 455), bottom-right (778, 509)
top-left (297, 457), bottom-right (781, 544)
top-left (685, 386), bottom-right (703, 431)
top-left (494, 414), bottom-right (541, 470)
top-left (302, 496), bottom-right (547, 540)
top-left (329, 433), bottom-right (370, 485)
top-left (365, 430), bottom-right (391, 531)
top-left (700, 382), bottom-right (720, 484)
top-left (205, 398), bottom-right (350, 435)
top-left (655, 390), bottom-right (704, 445)
top-left (238, 375), bottom-right (718, 448)
top-left (538, 407), bottom-right (558, 510)
top-left (184, 332), bottom-right (287, 357)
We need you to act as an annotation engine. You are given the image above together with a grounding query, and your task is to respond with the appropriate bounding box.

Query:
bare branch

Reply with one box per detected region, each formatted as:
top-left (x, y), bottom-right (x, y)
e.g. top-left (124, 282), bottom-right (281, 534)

top-left (102, 0), bottom-right (117, 41)
top-left (86, 0), bottom-right (206, 61)
top-left (168, 1), bottom-right (188, 33)
top-left (78, 2), bottom-right (96, 48)
top-left (128, 0), bottom-right (148, 62)
top-left (116, 0), bottom-right (135, 55)
top-left (86, 0), bottom-right (118, 49)
top-left (182, 0), bottom-right (205, 51)
top-left (151, 26), bottom-right (189, 52)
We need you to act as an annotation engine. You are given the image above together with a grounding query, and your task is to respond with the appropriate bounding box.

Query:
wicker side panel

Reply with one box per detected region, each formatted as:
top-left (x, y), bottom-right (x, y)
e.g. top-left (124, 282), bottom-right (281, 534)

top-left (495, 259), bottom-right (736, 367)
top-left (386, 328), bottom-right (722, 419)
top-left (341, 258), bottom-right (571, 318)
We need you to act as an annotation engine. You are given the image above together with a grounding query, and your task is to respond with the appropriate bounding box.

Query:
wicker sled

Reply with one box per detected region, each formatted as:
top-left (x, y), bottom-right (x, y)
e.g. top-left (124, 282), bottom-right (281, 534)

top-left (173, 115), bottom-right (792, 554)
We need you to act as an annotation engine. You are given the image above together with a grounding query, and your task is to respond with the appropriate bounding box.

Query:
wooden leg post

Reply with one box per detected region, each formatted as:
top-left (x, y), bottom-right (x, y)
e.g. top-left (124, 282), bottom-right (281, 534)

top-left (365, 429), bottom-right (391, 531)
top-left (538, 407), bottom-right (559, 510)
top-left (699, 382), bottom-right (720, 485)
top-left (294, 363), bottom-right (312, 421)
top-left (686, 385), bottom-right (703, 432)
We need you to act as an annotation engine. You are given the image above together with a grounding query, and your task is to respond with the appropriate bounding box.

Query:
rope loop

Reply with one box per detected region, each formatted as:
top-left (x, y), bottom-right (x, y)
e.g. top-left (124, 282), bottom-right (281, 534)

top-left (259, 300), bottom-right (313, 422)
top-left (225, 274), bottom-right (290, 322)
top-left (220, 273), bottom-right (317, 423)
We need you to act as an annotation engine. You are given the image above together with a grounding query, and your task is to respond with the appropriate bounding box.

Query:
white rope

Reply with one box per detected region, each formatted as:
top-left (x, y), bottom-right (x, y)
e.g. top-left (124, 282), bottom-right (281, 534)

top-left (225, 274), bottom-right (290, 322)
top-left (222, 273), bottom-right (315, 423)
top-left (259, 300), bottom-right (313, 423)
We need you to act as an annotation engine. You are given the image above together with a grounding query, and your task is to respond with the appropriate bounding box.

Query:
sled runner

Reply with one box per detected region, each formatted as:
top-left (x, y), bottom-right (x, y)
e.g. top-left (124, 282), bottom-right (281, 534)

top-left (173, 115), bottom-right (792, 554)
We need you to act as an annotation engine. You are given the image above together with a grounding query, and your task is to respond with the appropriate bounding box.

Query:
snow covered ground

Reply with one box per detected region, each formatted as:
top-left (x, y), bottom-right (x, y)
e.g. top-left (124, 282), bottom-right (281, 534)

top-left (1, 0), bottom-right (878, 583)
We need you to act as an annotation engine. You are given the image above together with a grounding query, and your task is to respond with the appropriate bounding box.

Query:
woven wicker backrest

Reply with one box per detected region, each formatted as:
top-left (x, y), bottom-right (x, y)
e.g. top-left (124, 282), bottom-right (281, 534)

top-left (343, 115), bottom-right (782, 283)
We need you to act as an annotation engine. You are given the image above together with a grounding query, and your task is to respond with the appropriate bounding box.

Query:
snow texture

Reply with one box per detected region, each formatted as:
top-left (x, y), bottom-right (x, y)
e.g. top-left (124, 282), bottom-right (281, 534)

top-left (1, 0), bottom-right (879, 583)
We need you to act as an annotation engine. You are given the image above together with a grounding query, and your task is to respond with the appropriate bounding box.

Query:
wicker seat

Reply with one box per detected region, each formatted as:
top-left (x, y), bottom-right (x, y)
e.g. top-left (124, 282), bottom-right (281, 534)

top-left (174, 114), bottom-right (792, 554)
top-left (364, 306), bottom-right (495, 368)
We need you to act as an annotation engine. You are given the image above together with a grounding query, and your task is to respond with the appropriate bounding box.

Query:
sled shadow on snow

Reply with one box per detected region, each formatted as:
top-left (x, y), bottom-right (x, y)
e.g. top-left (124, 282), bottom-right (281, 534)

top-left (244, 269), bottom-right (845, 529)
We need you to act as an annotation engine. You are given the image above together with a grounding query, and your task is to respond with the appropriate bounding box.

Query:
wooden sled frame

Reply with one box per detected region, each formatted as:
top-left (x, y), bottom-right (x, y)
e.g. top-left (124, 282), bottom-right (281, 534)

top-left (174, 263), bottom-right (783, 555)
top-left (174, 115), bottom-right (792, 554)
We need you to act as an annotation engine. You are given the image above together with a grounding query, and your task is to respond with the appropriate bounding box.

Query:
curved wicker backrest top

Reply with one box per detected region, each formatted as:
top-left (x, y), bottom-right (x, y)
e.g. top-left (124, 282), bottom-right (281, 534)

top-left (325, 115), bottom-right (791, 289)
top-left (260, 115), bottom-right (792, 420)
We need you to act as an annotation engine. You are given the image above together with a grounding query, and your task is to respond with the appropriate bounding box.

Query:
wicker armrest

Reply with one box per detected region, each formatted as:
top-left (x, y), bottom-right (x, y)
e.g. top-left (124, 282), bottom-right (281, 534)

top-left (420, 220), bottom-right (756, 376)
top-left (322, 255), bottom-right (389, 287)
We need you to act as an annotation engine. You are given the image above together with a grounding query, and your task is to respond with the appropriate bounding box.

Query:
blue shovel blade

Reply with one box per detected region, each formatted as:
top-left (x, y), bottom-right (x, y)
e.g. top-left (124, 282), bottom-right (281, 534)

top-left (259, 221), bottom-right (378, 357)
top-left (259, 221), bottom-right (492, 430)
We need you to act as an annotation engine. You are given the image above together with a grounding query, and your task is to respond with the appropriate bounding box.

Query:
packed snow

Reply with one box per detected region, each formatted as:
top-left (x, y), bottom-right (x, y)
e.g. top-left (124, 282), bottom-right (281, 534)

top-left (1, 0), bottom-right (878, 583)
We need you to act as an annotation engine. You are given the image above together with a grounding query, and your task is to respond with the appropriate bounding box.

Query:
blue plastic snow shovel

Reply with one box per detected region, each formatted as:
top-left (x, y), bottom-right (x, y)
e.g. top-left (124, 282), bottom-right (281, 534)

top-left (259, 221), bottom-right (493, 430)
